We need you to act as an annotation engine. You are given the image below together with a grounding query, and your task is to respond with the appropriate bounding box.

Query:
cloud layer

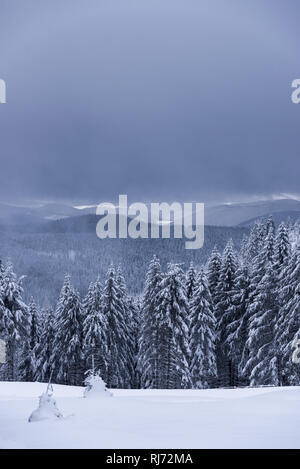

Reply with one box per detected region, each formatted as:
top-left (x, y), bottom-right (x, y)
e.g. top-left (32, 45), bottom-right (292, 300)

top-left (0, 0), bottom-right (299, 204)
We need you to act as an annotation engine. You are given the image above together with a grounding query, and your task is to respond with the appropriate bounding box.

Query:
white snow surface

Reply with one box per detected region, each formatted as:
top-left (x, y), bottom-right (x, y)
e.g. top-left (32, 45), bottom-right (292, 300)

top-left (0, 382), bottom-right (299, 449)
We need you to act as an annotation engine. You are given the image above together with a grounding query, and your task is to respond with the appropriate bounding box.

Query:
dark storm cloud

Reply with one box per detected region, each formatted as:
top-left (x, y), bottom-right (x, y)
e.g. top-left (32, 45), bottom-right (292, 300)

top-left (0, 0), bottom-right (299, 204)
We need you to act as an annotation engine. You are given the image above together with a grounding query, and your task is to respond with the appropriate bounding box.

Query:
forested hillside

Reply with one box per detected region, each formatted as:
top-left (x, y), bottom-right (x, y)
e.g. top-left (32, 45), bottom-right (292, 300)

top-left (0, 217), bottom-right (299, 389)
top-left (0, 221), bottom-right (249, 305)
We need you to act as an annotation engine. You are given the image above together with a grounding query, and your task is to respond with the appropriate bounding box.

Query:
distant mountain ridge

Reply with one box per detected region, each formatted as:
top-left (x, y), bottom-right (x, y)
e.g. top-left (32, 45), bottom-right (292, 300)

top-left (238, 210), bottom-right (300, 227)
top-left (205, 199), bottom-right (300, 226)
top-left (0, 198), bottom-right (300, 229)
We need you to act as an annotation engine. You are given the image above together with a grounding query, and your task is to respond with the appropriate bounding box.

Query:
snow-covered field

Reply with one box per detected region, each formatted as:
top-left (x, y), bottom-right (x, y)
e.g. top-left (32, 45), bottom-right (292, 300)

top-left (0, 382), bottom-right (299, 449)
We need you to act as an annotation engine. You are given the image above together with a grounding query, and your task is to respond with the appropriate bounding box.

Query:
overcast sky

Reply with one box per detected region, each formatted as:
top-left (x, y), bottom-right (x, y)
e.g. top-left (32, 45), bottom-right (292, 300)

top-left (0, 0), bottom-right (299, 205)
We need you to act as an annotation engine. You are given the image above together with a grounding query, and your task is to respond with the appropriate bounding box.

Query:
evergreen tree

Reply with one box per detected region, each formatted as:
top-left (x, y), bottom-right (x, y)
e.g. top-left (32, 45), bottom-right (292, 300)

top-left (266, 215), bottom-right (275, 237)
top-left (270, 222), bottom-right (292, 382)
top-left (82, 279), bottom-right (108, 380)
top-left (215, 240), bottom-right (238, 387)
top-left (279, 284), bottom-right (300, 385)
top-left (186, 262), bottom-right (197, 303)
top-left (250, 222), bottom-right (275, 289)
top-left (242, 265), bottom-right (279, 386)
top-left (185, 262), bottom-right (197, 366)
top-left (138, 255), bottom-right (163, 388)
top-left (244, 221), bottom-right (266, 263)
top-left (0, 259), bottom-right (5, 289)
top-left (289, 219), bottom-right (300, 248)
top-left (116, 266), bottom-right (134, 387)
top-left (273, 222), bottom-right (290, 272)
top-left (0, 260), bottom-right (6, 335)
top-left (239, 228), bottom-right (276, 383)
top-left (0, 264), bottom-right (6, 381)
top-left (51, 275), bottom-right (84, 385)
top-left (34, 308), bottom-right (55, 382)
top-left (276, 243), bottom-right (300, 385)
top-left (156, 264), bottom-right (191, 389)
top-left (19, 298), bottom-right (39, 381)
top-left (225, 263), bottom-right (250, 386)
top-left (240, 235), bottom-right (249, 263)
top-left (264, 216), bottom-right (275, 263)
top-left (1, 262), bottom-right (29, 380)
top-left (190, 269), bottom-right (217, 388)
top-left (102, 266), bottom-right (130, 388)
top-left (128, 296), bottom-right (142, 389)
top-left (206, 246), bottom-right (221, 304)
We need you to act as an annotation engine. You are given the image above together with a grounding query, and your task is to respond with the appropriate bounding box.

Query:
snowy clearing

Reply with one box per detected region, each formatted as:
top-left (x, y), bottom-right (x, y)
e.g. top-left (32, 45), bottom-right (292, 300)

top-left (0, 382), bottom-right (299, 449)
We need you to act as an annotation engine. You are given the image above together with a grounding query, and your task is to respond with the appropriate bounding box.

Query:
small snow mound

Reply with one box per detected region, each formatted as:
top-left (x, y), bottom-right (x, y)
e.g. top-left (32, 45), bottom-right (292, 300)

top-left (29, 390), bottom-right (63, 422)
top-left (84, 374), bottom-right (113, 398)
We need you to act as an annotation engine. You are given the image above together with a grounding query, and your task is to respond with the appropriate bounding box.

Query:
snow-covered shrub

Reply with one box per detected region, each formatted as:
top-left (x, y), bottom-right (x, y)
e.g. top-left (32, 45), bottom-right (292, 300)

top-left (84, 373), bottom-right (113, 398)
top-left (28, 386), bottom-right (63, 422)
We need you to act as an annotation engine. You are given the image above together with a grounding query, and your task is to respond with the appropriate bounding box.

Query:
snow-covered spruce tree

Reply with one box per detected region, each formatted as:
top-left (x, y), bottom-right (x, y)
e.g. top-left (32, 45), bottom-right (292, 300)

top-left (269, 222), bottom-right (291, 383)
top-left (51, 275), bottom-right (84, 385)
top-left (279, 284), bottom-right (300, 385)
top-left (240, 235), bottom-right (249, 263)
top-left (273, 222), bottom-right (291, 272)
top-left (156, 264), bottom-right (191, 389)
top-left (185, 262), bottom-right (197, 366)
top-left (102, 265), bottom-right (130, 388)
top-left (0, 260), bottom-right (6, 332)
top-left (266, 215), bottom-right (275, 237)
top-left (243, 217), bottom-right (275, 321)
top-left (239, 228), bottom-right (276, 384)
top-left (190, 269), bottom-right (217, 388)
top-left (19, 298), bottom-right (40, 382)
top-left (82, 278), bottom-right (108, 382)
top-left (289, 219), bottom-right (300, 248)
top-left (264, 216), bottom-right (275, 263)
top-left (242, 265), bottom-right (279, 386)
top-left (206, 246), bottom-right (222, 305)
top-left (275, 243), bottom-right (300, 385)
top-left (1, 262), bottom-right (29, 381)
top-left (34, 308), bottom-right (55, 382)
top-left (186, 262), bottom-right (197, 304)
top-left (138, 255), bottom-right (163, 389)
top-left (249, 221), bottom-right (275, 290)
top-left (0, 259), bottom-right (5, 289)
top-left (116, 266), bottom-right (134, 388)
top-left (0, 265), bottom-right (6, 381)
top-left (128, 295), bottom-right (142, 389)
top-left (243, 221), bottom-right (266, 264)
top-left (214, 240), bottom-right (238, 387)
top-left (277, 242), bottom-right (300, 321)
top-left (224, 262), bottom-right (250, 386)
